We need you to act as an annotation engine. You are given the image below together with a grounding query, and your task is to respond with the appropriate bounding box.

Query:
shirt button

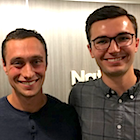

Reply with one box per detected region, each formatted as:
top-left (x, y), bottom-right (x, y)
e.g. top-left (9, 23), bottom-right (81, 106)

top-left (118, 99), bottom-right (123, 103)
top-left (111, 90), bottom-right (115, 94)
top-left (117, 124), bottom-right (122, 129)
top-left (106, 94), bottom-right (110, 98)
top-left (32, 126), bottom-right (35, 130)
top-left (130, 95), bottom-right (134, 99)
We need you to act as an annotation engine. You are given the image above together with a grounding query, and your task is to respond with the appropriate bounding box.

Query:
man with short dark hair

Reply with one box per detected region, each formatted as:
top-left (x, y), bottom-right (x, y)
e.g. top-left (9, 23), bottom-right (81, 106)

top-left (69, 5), bottom-right (140, 140)
top-left (1, 28), bottom-right (81, 140)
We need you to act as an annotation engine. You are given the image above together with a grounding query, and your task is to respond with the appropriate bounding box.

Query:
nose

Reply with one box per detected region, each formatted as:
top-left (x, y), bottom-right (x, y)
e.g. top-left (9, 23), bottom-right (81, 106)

top-left (107, 39), bottom-right (120, 53)
top-left (21, 63), bottom-right (35, 79)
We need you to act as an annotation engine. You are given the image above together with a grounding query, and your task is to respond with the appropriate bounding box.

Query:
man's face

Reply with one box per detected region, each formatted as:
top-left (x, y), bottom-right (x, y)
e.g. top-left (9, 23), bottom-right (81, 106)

top-left (3, 37), bottom-right (47, 97)
top-left (88, 16), bottom-right (139, 77)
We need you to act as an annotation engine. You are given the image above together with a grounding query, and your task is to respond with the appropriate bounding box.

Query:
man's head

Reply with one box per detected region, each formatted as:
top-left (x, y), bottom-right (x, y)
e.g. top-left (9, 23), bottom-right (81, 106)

top-left (2, 28), bottom-right (48, 66)
top-left (85, 5), bottom-right (139, 77)
top-left (2, 28), bottom-right (47, 97)
top-left (85, 5), bottom-right (138, 46)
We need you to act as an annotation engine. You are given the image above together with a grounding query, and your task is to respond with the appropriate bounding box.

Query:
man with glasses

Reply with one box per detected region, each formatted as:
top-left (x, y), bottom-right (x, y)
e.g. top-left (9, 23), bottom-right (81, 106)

top-left (69, 5), bottom-right (140, 140)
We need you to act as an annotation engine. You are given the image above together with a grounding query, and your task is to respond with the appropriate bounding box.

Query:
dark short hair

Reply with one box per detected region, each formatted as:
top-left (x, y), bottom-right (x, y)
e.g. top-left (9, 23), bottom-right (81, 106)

top-left (2, 28), bottom-right (47, 65)
top-left (85, 5), bottom-right (138, 45)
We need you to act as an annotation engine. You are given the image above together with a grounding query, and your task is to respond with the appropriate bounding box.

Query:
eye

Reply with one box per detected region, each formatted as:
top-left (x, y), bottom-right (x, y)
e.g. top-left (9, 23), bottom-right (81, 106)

top-left (31, 59), bottom-right (43, 66)
top-left (12, 61), bottom-right (24, 68)
top-left (95, 38), bottom-right (109, 45)
top-left (117, 34), bottom-right (131, 42)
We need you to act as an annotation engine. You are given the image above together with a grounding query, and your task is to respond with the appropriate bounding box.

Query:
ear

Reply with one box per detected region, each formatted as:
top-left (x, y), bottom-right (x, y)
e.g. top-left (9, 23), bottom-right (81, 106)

top-left (2, 59), bottom-right (8, 75)
top-left (135, 38), bottom-right (139, 53)
top-left (87, 44), bottom-right (94, 58)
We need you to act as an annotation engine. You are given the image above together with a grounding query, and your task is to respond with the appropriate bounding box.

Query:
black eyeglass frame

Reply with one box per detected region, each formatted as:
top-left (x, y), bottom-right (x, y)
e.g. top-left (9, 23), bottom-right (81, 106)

top-left (90, 32), bottom-right (135, 50)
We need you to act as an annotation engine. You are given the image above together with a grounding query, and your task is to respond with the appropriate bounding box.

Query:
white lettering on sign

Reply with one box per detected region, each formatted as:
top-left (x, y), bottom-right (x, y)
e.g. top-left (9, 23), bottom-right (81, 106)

top-left (71, 70), bottom-right (101, 86)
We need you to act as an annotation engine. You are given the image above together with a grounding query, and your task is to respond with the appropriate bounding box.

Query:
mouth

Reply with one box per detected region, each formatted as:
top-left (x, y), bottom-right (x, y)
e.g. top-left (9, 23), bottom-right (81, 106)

top-left (105, 56), bottom-right (125, 62)
top-left (18, 79), bottom-right (38, 86)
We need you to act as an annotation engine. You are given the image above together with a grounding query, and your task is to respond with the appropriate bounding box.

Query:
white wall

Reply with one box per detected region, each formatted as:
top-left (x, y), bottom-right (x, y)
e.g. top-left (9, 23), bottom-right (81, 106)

top-left (0, 0), bottom-right (140, 102)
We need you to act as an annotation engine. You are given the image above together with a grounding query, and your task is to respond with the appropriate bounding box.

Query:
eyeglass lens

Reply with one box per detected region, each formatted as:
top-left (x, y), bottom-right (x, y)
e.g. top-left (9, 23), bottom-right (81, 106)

top-left (91, 33), bottom-right (134, 50)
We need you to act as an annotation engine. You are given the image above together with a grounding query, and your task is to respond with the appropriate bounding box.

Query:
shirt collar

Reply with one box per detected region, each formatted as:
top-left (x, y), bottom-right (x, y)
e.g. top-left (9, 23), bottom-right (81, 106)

top-left (99, 69), bottom-right (140, 100)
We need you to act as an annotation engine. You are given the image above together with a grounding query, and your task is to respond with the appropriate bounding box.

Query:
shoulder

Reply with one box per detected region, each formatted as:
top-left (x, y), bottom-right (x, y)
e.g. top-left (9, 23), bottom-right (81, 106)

top-left (73, 78), bottom-right (101, 88)
top-left (0, 96), bottom-right (10, 113)
top-left (69, 78), bottom-right (104, 106)
top-left (70, 78), bottom-right (101, 96)
top-left (0, 96), bottom-right (7, 105)
top-left (43, 94), bottom-right (80, 124)
top-left (45, 94), bottom-right (76, 113)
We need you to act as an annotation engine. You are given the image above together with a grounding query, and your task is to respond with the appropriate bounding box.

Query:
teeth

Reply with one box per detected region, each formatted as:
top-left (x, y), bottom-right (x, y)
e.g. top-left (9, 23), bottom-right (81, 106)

top-left (22, 81), bottom-right (36, 85)
top-left (107, 57), bottom-right (122, 62)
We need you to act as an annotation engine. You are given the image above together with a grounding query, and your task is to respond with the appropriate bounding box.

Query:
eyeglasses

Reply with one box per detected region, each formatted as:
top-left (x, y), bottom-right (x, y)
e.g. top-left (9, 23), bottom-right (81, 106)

top-left (90, 33), bottom-right (135, 50)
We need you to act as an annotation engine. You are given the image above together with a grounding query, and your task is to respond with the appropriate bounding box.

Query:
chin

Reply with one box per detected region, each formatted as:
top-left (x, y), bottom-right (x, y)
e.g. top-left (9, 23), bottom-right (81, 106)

top-left (105, 69), bottom-right (127, 77)
top-left (19, 91), bottom-right (40, 98)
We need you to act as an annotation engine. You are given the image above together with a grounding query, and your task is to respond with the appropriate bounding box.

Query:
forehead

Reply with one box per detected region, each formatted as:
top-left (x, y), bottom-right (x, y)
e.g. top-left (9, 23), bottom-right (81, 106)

top-left (90, 16), bottom-right (135, 39)
top-left (5, 37), bottom-right (45, 59)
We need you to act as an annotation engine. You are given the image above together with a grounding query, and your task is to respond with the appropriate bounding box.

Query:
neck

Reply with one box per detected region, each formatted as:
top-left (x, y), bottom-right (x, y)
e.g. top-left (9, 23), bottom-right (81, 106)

top-left (7, 91), bottom-right (47, 113)
top-left (102, 68), bottom-right (137, 96)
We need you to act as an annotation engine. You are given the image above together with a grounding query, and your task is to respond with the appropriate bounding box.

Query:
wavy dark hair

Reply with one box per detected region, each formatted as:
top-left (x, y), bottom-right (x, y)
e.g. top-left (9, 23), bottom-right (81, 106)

top-left (85, 5), bottom-right (138, 46)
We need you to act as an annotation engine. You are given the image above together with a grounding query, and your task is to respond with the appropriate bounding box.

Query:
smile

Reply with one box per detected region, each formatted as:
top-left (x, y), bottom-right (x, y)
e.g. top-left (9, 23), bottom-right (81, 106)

top-left (106, 57), bottom-right (125, 62)
top-left (18, 79), bottom-right (38, 86)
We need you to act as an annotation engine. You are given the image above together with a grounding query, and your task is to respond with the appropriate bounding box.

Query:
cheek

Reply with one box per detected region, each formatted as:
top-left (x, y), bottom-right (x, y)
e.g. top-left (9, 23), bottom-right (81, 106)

top-left (94, 51), bottom-right (105, 61)
top-left (7, 66), bottom-right (20, 76)
top-left (35, 65), bottom-right (46, 75)
top-left (6, 67), bottom-right (21, 84)
top-left (124, 46), bottom-right (135, 56)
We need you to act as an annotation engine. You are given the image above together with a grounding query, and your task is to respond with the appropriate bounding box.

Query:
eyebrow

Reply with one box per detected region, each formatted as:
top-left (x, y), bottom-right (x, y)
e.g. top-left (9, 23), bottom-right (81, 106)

top-left (92, 31), bottom-right (132, 41)
top-left (31, 55), bottom-right (43, 60)
top-left (10, 55), bottom-right (44, 64)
